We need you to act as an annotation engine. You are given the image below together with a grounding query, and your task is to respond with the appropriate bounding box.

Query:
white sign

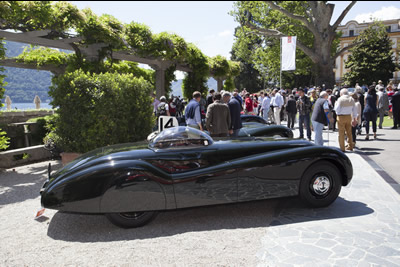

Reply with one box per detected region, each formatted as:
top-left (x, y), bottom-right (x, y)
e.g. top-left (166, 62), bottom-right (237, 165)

top-left (158, 116), bottom-right (179, 132)
top-left (281, 36), bottom-right (297, 71)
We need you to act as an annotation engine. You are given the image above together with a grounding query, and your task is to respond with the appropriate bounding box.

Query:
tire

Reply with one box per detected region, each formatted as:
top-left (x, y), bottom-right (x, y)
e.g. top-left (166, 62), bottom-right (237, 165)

top-left (105, 211), bottom-right (158, 228)
top-left (299, 161), bottom-right (342, 208)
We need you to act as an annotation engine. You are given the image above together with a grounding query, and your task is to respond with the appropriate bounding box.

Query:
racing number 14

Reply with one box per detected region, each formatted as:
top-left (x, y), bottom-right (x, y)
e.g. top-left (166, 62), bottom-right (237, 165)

top-left (158, 116), bottom-right (179, 132)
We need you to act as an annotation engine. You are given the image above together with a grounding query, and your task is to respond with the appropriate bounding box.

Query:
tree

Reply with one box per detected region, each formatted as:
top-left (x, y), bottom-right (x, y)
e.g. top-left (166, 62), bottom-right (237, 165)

top-left (231, 1), bottom-right (356, 88)
top-left (344, 21), bottom-right (398, 86)
top-left (230, 27), bottom-right (264, 91)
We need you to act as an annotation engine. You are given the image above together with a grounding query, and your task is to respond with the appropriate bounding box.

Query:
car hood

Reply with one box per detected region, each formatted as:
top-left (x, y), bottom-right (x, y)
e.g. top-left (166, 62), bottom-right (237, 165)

top-left (53, 141), bottom-right (152, 178)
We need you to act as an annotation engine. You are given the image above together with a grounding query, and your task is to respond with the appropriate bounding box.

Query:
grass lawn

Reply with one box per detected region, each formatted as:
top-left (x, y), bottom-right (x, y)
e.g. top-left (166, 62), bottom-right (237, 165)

top-left (382, 116), bottom-right (394, 127)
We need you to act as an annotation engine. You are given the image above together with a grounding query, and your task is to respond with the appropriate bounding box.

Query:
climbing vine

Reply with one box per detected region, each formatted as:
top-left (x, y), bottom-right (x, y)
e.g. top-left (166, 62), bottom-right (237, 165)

top-left (1, 1), bottom-right (240, 98)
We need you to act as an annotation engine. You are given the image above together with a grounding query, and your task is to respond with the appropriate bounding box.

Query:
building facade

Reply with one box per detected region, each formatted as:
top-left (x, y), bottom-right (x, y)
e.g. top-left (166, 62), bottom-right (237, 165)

top-left (335, 19), bottom-right (400, 85)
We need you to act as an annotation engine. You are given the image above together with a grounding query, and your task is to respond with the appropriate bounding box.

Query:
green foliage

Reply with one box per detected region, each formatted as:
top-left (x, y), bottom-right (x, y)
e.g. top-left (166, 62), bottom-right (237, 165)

top-left (16, 46), bottom-right (71, 67)
top-left (0, 128), bottom-right (10, 150)
top-left (0, 1), bottom-right (85, 32)
top-left (230, 1), bottom-right (316, 88)
top-left (344, 21), bottom-right (398, 86)
top-left (76, 9), bottom-right (124, 50)
top-left (27, 114), bottom-right (57, 145)
top-left (182, 44), bottom-right (209, 99)
top-left (210, 55), bottom-right (230, 77)
top-left (49, 70), bottom-right (154, 153)
top-left (208, 55), bottom-right (240, 91)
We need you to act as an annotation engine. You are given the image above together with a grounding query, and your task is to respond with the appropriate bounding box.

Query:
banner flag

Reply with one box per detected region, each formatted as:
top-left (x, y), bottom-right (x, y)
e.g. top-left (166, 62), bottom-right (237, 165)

top-left (281, 36), bottom-right (296, 71)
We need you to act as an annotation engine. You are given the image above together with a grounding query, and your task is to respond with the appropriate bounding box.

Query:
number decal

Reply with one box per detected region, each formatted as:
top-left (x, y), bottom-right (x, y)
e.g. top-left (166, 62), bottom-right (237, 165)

top-left (158, 116), bottom-right (179, 132)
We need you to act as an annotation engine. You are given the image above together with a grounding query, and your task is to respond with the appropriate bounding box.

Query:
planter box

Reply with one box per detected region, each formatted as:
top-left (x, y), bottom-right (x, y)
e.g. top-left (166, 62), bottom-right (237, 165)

top-left (60, 152), bottom-right (82, 166)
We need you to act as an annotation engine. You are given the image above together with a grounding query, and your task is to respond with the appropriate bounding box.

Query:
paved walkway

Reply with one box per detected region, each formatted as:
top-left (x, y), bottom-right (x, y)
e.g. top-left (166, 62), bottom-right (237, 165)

top-left (257, 146), bottom-right (400, 266)
top-left (0, 125), bottom-right (400, 266)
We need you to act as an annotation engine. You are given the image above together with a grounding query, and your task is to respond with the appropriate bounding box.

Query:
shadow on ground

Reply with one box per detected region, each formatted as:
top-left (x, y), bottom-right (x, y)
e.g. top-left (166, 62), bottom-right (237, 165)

top-left (47, 196), bottom-right (373, 243)
top-left (0, 161), bottom-right (63, 206)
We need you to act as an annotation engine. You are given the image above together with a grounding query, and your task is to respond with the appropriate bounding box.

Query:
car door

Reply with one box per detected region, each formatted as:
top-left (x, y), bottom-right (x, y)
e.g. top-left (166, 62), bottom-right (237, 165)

top-left (172, 148), bottom-right (237, 209)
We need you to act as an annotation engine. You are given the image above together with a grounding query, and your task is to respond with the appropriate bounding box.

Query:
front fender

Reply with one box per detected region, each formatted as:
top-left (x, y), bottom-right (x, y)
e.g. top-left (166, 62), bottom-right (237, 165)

top-left (41, 160), bottom-right (173, 213)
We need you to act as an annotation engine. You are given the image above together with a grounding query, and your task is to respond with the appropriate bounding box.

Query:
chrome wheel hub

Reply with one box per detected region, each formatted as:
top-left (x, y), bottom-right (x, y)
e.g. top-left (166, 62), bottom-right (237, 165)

top-left (312, 176), bottom-right (331, 195)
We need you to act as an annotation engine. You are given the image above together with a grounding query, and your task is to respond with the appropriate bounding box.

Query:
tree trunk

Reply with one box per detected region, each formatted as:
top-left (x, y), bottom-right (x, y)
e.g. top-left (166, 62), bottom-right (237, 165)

top-left (312, 29), bottom-right (336, 89)
top-left (315, 61), bottom-right (335, 89)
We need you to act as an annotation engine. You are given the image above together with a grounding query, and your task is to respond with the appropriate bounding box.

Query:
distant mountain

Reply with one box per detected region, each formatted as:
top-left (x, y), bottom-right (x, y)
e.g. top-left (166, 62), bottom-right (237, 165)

top-left (1, 41), bottom-right (53, 103)
top-left (170, 77), bottom-right (218, 98)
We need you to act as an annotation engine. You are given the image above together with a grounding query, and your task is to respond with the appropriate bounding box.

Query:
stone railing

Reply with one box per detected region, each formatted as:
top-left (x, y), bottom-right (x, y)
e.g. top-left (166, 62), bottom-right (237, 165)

top-left (0, 110), bottom-right (55, 124)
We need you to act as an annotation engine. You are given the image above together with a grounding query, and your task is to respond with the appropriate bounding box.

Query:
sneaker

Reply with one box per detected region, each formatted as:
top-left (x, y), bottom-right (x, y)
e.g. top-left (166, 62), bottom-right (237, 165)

top-left (391, 126), bottom-right (398, 129)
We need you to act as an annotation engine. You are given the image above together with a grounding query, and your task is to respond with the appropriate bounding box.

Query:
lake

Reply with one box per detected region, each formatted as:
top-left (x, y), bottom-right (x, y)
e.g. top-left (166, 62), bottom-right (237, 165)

top-left (0, 102), bottom-right (54, 110)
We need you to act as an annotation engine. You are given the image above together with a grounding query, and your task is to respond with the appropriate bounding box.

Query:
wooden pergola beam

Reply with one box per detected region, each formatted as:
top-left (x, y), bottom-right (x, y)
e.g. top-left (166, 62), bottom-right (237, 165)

top-left (0, 29), bottom-right (194, 97)
top-left (0, 58), bottom-right (65, 75)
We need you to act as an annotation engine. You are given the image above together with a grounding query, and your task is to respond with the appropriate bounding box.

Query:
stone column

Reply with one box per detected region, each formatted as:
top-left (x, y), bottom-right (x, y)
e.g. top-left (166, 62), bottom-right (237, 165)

top-left (155, 67), bottom-right (166, 99)
top-left (5, 95), bottom-right (11, 110)
top-left (151, 62), bottom-right (171, 99)
top-left (34, 95), bottom-right (41, 109)
top-left (215, 77), bottom-right (226, 92)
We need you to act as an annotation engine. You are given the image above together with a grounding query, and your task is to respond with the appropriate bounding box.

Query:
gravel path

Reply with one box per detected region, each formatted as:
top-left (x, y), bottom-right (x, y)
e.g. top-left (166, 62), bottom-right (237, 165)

top-left (0, 160), bottom-right (279, 266)
top-left (2, 148), bottom-right (400, 266)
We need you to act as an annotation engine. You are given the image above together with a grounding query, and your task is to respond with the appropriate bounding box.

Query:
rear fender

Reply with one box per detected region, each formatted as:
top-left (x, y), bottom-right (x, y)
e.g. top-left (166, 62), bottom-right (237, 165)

top-left (229, 146), bottom-right (351, 183)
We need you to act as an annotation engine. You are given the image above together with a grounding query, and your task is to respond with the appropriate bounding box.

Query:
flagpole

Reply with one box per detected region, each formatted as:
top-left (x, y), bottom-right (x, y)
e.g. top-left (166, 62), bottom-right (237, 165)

top-left (280, 37), bottom-right (282, 89)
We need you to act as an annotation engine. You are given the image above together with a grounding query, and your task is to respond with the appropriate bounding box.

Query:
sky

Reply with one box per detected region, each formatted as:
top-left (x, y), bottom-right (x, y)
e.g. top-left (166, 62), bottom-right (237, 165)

top-left (70, 1), bottom-right (400, 79)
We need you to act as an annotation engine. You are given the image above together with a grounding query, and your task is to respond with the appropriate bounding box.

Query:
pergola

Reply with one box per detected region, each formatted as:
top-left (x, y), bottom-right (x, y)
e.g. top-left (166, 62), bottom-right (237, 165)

top-left (0, 29), bottom-right (195, 99)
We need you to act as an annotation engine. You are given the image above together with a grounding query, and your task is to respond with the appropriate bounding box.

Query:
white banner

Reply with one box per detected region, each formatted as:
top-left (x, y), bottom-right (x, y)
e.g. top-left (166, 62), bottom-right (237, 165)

top-left (281, 36), bottom-right (296, 71)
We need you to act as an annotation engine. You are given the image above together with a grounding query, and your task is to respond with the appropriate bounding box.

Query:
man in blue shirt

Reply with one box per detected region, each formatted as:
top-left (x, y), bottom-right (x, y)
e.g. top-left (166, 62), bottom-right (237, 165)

top-left (185, 91), bottom-right (203, 131)
top-left (233, 89), bottom-right (243, 108)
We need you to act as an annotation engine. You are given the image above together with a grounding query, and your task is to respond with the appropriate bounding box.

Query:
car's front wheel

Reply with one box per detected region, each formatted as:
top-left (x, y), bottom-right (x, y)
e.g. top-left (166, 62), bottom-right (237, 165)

top-left (105, 211), bottom-right (158, 228)
top-left (299, 161), bottom-right (342, 208)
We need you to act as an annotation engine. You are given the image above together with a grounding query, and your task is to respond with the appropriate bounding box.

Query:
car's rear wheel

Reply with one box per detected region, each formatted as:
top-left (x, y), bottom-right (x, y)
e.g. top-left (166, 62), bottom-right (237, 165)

top-left (299, 161), bottom-right (342, 208)
top-left (105, 211), bottom-right (158, 228)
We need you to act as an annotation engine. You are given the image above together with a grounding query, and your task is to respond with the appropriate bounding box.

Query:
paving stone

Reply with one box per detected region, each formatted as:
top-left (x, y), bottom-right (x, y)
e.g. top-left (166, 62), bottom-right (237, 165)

top-left (334, 258), bottom-right (360, 266)
top-left (367, 245), bottom-right (400, 258)
top-left (315, 239), bottom-right (338, 249)
top-left (282, 255), bottom-right (315, 265)
top-left (285, 243), bottom-right (333, 260)
top-left (364, 254), bottom-right (400, 266)
top-left (348, 248), bottom-right (366, 261)
top-left (330, 245), bottom-right (355, 259)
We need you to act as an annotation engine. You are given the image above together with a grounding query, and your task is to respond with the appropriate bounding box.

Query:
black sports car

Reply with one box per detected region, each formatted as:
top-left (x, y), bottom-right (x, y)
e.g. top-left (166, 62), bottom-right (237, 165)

top-left (40, 127), bottom-right (353, 228)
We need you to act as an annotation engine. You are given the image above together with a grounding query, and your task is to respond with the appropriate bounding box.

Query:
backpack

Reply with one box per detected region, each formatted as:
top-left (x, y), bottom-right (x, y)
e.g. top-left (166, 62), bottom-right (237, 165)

top-left (156, 103), bottom-right (167, 117)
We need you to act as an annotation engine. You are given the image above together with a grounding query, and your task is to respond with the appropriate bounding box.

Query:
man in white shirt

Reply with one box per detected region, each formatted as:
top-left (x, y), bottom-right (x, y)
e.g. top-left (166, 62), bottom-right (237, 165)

top-left (334, 89), bottom-right (358, 152)
top-left (261, 92), bottom-right (271, 122)
top-left (375, 80), bottom-right (384, 91)
top-left (258, 92), bottom-right (264, 116)
top-left (271, 89), bottom-right (283, 125)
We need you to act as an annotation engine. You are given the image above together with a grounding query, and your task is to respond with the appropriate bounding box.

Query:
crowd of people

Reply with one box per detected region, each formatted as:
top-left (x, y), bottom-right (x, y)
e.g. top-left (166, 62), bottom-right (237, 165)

top-left (150, 80), bottom-right (400, 152)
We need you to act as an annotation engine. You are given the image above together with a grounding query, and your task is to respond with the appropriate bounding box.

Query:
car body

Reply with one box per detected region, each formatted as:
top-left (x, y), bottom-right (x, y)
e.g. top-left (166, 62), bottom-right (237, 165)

top-left (240, 115), bottom-right (268, 124)
top-left (169, 114), bottom-right (293, 138)
top-left (40, 127), bottom-right (353, 228)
